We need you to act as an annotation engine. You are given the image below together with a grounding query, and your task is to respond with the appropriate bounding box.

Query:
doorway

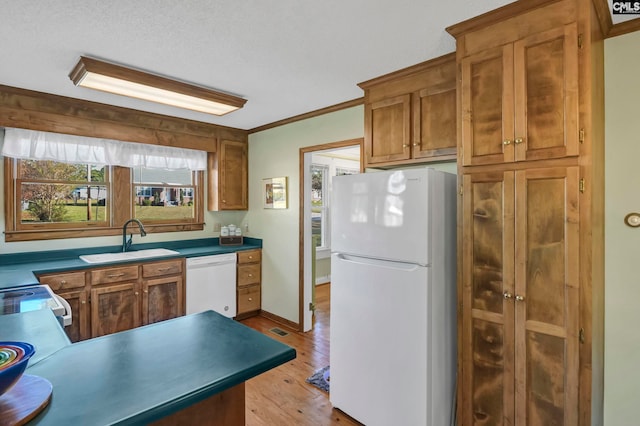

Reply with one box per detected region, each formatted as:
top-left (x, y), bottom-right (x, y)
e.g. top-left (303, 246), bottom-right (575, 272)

top-left (299, 139), bottom-right (363, 332)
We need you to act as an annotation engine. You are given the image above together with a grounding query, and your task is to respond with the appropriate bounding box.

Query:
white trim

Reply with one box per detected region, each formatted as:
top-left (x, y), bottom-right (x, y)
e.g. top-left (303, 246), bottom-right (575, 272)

top-left (315, 247), bottom-right (331, 259)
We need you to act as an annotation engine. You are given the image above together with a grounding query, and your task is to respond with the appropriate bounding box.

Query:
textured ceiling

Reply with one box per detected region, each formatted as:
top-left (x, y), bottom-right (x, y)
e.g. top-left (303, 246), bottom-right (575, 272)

top-left (0, 1), bottom-right (627, 131)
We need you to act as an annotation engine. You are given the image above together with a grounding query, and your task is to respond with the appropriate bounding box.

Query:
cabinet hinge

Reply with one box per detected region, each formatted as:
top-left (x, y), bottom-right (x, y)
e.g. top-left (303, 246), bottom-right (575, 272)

top-left (578, 34), bottom-right (583, 49)
top-left (579, 128), bottom-right (585, 143)
top-left (579, 178), bottom-right (585, 193)
top-left (459, 184), bottom-right (463, 196)
top-left (309, 302), bottom-right (316, 312)
top-left (458, 63), bottom-right (462, 82)
top-left (579, 327), bottom-right (585, 344)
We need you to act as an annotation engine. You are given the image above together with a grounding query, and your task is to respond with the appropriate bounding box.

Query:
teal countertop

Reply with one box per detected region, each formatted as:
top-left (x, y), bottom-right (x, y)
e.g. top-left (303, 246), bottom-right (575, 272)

top-left (2, 309), bottom-right (295, 425)
top-left (0, 310), bottom-right (71, 364)
top-left (0, 237), bottom-right (262, 290)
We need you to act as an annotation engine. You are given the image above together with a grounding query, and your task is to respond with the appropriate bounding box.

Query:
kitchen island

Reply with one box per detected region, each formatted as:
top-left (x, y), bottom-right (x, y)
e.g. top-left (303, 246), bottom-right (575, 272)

top-left (0, 309), bottom-right (295, 425)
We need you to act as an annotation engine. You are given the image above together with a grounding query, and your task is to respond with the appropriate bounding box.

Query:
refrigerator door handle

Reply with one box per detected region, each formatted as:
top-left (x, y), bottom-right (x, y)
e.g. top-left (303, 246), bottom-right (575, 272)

top-left (335, 253), bottom-right (425, 271)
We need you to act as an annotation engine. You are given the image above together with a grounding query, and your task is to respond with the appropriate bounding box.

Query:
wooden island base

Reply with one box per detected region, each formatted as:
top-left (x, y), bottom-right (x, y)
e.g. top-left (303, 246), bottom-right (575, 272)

top-left (152, 383), bottom-right (245, 426)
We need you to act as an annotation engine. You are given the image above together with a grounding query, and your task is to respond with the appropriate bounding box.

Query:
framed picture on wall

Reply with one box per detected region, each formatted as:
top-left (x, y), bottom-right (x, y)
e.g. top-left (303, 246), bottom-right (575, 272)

top-left (263, 176), bottom-right (288, 209)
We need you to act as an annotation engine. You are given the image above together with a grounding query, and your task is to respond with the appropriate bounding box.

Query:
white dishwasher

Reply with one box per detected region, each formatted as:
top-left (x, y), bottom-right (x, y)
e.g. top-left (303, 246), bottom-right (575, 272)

top-left (186, 253), bottom-right (237, 318)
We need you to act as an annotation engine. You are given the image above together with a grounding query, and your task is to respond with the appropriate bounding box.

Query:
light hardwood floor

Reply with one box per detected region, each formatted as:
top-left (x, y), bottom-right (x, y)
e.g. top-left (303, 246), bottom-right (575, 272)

top-left (240, 284), bottom-right (361, 426)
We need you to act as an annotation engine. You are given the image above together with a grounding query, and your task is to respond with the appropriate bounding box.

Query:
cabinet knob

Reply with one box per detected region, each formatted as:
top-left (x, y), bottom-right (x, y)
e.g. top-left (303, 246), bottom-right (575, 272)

top-left (402, 144), bottom-right (408, 148)
top-left (515, 295), bottom-right (525, 302)
top-left (222, 200), bottom-right (226, 203)
top-left (60, 280), bottom-right (67, 285)
top-left (248, 297), bottom-right (253, 301)
top-left (248, 274), bottom-right (253, 277)
top-left (413, 143), bottom-right (420, 147)
top-left (144, 289), bottom-right (148, 293)
top-left (248, 256), bottom-right (253, 260)
top-left (503, 291), bottom-right (513, 300)
top-left (81, 300), bottom-right (86, 304)
top-left (514, 137), bottom-right (524, 144)
top-left (503, 139), bottom-right (512, 146)
top-left (134, 291), bottom-right (139, 296)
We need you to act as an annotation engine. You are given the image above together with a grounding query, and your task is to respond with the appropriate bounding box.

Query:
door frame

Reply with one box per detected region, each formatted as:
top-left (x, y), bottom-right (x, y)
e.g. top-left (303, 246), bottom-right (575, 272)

top-left (298, 138), bottom-right (363, 331)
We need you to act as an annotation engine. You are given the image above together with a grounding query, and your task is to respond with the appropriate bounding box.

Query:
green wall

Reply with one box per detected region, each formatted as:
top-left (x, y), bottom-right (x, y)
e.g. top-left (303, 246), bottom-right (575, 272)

top-left (604, 30), bottom-right (640, 425)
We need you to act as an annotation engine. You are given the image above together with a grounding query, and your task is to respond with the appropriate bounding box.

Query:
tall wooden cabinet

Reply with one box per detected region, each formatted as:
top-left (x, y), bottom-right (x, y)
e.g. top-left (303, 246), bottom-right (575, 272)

top-left (358, 53), bottom-right (457, 167)
top-left (447, 0), bottom-right (604, 424)
top-left (461, 168), bottom-right (580, 424)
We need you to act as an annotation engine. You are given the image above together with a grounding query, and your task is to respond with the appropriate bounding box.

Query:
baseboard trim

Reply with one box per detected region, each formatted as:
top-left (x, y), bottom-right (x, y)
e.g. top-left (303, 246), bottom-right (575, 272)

top-left (259, 310), bottom-right (300, 332)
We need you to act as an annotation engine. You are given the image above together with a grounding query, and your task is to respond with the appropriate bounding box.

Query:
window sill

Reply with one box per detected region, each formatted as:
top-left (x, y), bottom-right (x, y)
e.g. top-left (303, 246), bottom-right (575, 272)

top-left (315, 247), bottom-right (331, 260)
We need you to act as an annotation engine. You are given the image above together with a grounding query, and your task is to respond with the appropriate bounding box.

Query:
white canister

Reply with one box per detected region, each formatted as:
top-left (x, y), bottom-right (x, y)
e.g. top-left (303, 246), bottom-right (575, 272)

top-left (228, 224), bottom-right (237, 233)
top-left (220, 226), bottom-right (229, 236)
top-left (235, 228), bottom-right (242, 236)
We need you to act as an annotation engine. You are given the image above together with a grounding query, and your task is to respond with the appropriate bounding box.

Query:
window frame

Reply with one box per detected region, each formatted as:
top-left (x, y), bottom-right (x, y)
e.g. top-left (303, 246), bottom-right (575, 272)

top-left (4, 158), bottom-right (204, 242)
top-left (131, 167), bottom-right (201, 225)
top-left (311, 163), bottom-right (330, 251)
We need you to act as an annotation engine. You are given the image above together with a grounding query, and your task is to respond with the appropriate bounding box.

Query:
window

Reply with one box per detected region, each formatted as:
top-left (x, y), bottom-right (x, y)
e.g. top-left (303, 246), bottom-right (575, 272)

top-left (14, 159), bottom-right (109, 229)
top-left (132, 167), bottom-right (197, 222)
top-left (4, 158), bottom-right (204, 242)
top-left (311, 164), bottom-right (329, 249)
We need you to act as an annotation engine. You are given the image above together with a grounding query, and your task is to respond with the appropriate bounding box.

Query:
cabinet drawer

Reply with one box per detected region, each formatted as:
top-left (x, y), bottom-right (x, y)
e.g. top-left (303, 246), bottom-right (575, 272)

top-left (142, 259), bottom-right (183, 278)
top-left (237, 249), bottom-right (261, 264)
top-left (91, 265), bottom-right (139, 284)
top-left (38, 271), bottom-right (85, 291)
top-left (237, 264), bottom-right (261, 287)
top-left (237, 285), bottom-right (260, 313)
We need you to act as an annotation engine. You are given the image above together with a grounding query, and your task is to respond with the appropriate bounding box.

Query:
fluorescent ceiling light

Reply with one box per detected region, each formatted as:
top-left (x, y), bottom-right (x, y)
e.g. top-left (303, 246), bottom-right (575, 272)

top-left (69, 56), bottom-right (246, 116)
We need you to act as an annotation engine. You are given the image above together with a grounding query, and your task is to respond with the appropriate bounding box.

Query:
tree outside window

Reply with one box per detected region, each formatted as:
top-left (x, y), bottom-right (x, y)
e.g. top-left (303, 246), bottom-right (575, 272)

top-left (17, 159), bottom-right (108, 226)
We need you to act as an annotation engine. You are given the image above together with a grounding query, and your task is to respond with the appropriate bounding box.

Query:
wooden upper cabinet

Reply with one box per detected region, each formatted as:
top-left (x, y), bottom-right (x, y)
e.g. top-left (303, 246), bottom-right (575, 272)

top-left (359, 53), bottom-right (457, 168)
top-left (208, 139), bottom-right (248, 211)
top-left (460, 23), bottom-right (579, 166)
top-left (366, 94), bottom-right (411, 164)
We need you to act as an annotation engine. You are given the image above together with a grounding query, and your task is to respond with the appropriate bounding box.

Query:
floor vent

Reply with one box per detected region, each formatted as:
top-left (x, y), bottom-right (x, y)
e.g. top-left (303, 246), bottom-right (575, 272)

top-left (269, 327), bottom-right (289, 337)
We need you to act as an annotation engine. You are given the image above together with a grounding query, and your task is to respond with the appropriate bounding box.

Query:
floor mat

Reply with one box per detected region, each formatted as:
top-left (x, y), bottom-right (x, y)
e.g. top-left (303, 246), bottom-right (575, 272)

top-left (306, 365), bottom-right (330, 392)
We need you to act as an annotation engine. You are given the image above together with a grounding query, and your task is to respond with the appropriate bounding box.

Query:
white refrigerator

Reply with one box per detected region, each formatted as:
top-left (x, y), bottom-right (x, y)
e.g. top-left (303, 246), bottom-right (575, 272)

top-left (330, 168), bottom-right (457, 426)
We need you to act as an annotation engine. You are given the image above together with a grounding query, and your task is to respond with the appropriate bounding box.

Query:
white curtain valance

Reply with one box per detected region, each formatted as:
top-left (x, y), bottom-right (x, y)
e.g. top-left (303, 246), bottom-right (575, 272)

top-left (1, 128), bottom-right (207, 170)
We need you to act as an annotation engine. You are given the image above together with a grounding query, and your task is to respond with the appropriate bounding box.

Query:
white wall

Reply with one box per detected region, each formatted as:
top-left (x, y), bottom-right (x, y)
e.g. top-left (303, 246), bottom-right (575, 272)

top-left (246, 106), bottom-right (364, 323)
top-left (0, 157), bottom-right (246, 254)
top-left (603, 30), bottom-right (640, 425)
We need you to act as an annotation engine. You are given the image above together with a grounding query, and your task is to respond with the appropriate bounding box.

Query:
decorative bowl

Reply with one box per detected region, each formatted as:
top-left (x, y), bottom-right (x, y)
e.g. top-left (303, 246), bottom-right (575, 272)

top-left (0, 341), bottom-right (35, 397)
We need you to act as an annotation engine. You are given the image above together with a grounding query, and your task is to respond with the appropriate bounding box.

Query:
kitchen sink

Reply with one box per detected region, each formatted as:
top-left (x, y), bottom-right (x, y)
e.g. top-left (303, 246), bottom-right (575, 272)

top-left (79, 248), bottom-right (180, 264)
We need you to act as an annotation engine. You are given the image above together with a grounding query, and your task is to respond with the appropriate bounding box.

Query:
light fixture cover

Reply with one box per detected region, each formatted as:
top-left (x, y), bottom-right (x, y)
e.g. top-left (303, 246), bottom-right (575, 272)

top-left (69, 56), bottom-right (246, 116)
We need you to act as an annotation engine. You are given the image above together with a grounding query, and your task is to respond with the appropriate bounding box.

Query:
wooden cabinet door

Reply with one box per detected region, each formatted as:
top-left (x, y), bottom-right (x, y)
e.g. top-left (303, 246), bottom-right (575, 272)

top-left (412, 83), bottom-right (457, 159)
top-left (513, 167), bottom-right (580, 425)
top-left (141, 275), bottom-right (184, 325)
top-left (461, 171), bottom-right (515, 425)
top-left (91, 283), bottom-right (140, 337)
top-left (57, 289), bottom-right (90, 343)
top-left (513, 24), bottom-right (579, 162)
top-left (462, 24), bottom-right (579, 167)
top-left (365, 94), bottom-right (411, 164)
top-left (219, 139), bottom-right (248, 210)
top-left (462, 167), bottom-right (580, 424)
top-left (461, 45), bottom-right (514, 166)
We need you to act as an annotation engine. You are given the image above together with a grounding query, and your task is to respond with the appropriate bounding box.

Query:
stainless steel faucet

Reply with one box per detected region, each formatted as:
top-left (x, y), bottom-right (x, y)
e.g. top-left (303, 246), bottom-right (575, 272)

top-left (122, 219), bottom-right (147, 252)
